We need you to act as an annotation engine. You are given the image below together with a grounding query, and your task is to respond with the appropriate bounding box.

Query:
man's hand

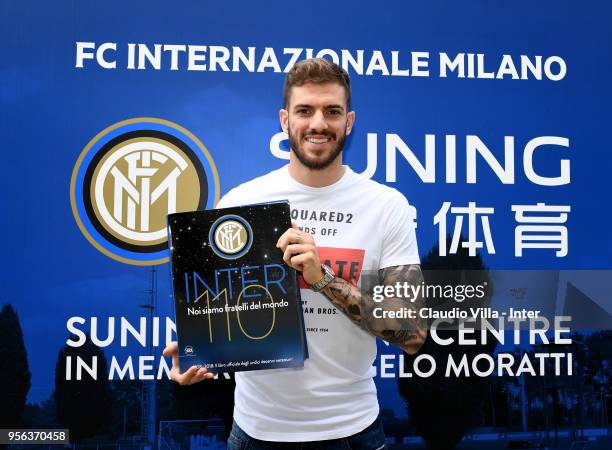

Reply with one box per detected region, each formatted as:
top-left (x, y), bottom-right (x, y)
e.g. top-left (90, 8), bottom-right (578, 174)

top-left (162, 341), bottom-right (215, 384)
top-left (276, 223), bottom-right (324, 285)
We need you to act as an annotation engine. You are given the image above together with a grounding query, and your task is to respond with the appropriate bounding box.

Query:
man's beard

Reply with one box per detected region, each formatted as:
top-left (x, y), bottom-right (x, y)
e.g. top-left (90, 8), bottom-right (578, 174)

top-left (288, 124), bottom-right (346, 170)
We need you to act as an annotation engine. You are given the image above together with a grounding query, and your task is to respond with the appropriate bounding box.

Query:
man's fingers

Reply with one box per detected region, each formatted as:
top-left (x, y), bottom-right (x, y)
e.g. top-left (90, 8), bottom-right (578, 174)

top-left (164, 342), bottom-right (216, 384)
top-left (162, 341), bottom-right (178, 357)
top-left (163, 341), bottom-right (180, 370)
top-left (276, 228), bottom-right (293, 250)
top-left (277, 228), bottom-right (313, 251)
top-left (195, 367), bottom-right (216, 381)
top-left (172, 365), bottom-right (197, 384)
top-left (171, 368), bottom-right (206, 385)
top-left (283, 244), bottom-right (310, 266)
top-left (174, 366), bottom-right (215, 385)
top-left (191, 367), bottom-right (209, 382)
top-left (290, 253), bottom-right (313, 267)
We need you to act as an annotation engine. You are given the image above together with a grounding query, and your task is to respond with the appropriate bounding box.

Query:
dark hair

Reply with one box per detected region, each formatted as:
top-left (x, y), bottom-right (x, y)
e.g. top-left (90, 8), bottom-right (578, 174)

top-left (283, 58), bottom-right (351, 109)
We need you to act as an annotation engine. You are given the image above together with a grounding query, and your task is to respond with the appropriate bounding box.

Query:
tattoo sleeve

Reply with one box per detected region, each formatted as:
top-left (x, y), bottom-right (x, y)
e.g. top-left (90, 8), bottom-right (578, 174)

top-left (320, 264), bottom-right (427, 354)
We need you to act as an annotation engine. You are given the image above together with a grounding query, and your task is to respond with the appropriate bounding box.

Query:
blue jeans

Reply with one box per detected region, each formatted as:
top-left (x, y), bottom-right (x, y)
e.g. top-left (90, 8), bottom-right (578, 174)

top-left (227, 415), bottom-right (387, 450)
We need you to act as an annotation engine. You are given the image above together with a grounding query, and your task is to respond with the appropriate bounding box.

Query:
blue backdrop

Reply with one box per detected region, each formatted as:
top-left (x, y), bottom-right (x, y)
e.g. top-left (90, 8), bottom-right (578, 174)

top-left (2, 0), bottom-right (611, 420)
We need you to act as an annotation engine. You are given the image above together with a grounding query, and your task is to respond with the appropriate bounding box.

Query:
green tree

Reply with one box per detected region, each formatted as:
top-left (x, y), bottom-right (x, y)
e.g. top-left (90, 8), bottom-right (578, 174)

top-left (398, 239), bottom-right (495, 450)
top-left (54, 339), bottom-right (113, 441)
top-left (109, 380), bottom-right (143, 437)
top-left (0, 304), bottom-right (31, 428)
top-left (23, 397), bottom-right (60, 429)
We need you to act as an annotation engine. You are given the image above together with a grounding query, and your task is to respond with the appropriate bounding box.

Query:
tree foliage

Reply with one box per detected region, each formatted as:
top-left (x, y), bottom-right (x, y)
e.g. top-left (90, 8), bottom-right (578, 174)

top-left (0, 304), bottom-right (31, 428)
top-left (398, 239), bottom-right (495, 450)
top-left (54, 339), bottom-right (113, 441)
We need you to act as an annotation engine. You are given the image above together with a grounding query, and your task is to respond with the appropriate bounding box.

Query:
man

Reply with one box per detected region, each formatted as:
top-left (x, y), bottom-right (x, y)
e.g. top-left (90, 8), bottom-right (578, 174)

top-left (163, 58), bottom-right (427, 449)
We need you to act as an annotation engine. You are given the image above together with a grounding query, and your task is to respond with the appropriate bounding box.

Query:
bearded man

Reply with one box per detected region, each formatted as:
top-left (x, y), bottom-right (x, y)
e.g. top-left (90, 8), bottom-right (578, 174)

top-left (164, 58), bottom-right (427, 449)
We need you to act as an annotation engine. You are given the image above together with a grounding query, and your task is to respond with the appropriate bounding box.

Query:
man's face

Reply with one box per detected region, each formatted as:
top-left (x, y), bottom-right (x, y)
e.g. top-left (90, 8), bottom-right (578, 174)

top-left (280, 82), bottom-right (355, 170)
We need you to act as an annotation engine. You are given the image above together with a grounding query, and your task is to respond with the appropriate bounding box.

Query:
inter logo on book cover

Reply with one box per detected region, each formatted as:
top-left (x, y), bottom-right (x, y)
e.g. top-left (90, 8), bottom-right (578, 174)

top-left (70, 118), bottom-right (219, 265)
top-left (209, 215), bottom-right (253, 259)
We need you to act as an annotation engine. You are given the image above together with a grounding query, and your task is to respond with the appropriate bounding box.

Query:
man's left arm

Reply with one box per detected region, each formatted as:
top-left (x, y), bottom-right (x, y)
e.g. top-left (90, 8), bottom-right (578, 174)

top-left (277, 226), bottom-right (427, 354)
top-left (320, 264), bottom-right (427, 355)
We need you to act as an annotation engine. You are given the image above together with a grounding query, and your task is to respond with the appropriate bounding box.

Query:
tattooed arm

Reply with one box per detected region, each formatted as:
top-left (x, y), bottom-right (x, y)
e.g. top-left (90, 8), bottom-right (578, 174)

top-left (320, 264), bottom-right (427, 354)
top-left (277, 225), bottom-right (427, 354)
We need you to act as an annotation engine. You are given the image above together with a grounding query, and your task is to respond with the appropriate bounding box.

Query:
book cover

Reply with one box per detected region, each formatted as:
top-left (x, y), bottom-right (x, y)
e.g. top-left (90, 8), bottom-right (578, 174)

top-left (168, 201), bottom-right (307, 372)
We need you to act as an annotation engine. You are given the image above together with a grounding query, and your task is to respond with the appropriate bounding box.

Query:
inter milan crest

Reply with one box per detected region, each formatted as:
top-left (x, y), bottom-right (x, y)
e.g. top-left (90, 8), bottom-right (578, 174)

top-left (70, 118), bottom-right (219, 265)
top-left (209, 215), bottom-right (253, 259)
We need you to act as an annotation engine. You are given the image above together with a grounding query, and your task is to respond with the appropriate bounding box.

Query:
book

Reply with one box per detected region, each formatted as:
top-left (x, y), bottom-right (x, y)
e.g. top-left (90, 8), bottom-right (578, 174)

top-left (168, 201), bottom-right (308, 372)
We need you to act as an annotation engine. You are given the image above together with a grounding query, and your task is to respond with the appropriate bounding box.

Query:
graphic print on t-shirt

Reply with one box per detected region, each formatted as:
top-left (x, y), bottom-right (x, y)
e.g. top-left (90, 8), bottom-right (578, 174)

top-left (298, 246), bottom-right (365, 289)
top-left (293, 206), bottom-right (355, 238)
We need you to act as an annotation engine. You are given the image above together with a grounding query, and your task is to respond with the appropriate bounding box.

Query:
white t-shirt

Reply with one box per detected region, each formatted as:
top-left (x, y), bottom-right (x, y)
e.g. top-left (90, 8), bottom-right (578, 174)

top-left (216, 165), bottom-right (419, 442)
